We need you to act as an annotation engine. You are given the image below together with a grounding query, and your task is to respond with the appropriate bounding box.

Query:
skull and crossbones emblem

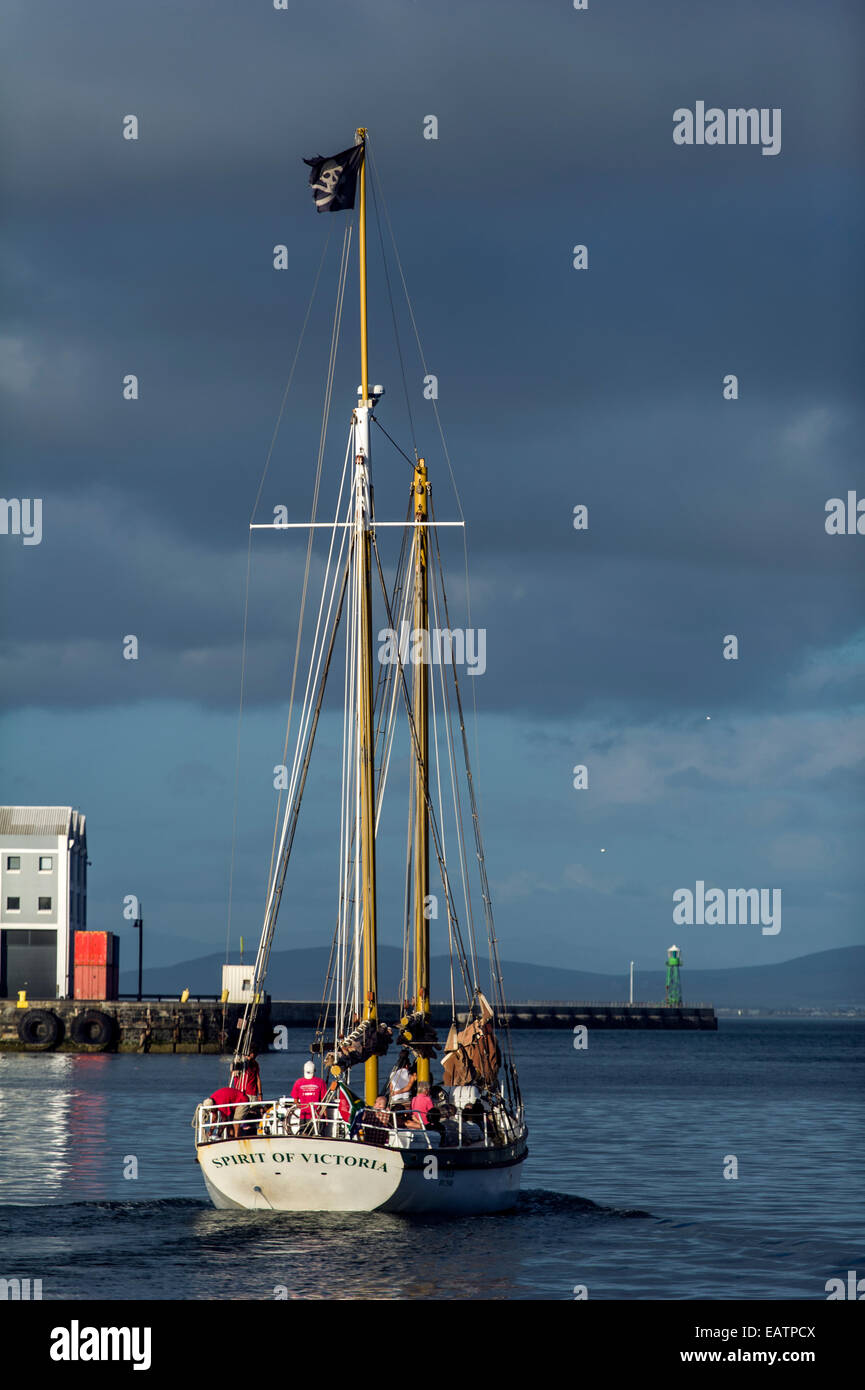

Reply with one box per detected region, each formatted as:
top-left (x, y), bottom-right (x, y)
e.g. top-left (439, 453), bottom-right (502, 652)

top-left (313, 163), bottom-right (342, 203)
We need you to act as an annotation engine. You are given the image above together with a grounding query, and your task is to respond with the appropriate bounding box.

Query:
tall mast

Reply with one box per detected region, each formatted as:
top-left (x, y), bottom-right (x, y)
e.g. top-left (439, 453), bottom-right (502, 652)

top-left (354, 127), bottom-right (379, 1105)
top-left (412, 458), bottom-right (431, 1082)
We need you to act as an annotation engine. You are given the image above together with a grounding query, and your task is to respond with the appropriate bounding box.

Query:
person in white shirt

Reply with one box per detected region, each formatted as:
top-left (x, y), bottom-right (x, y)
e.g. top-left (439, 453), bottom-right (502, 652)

top-left (387, 1051), bottom-right (416, 1109)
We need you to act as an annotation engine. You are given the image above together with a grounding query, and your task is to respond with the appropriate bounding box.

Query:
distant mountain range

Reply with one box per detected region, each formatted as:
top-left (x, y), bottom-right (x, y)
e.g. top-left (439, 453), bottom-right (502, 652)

top-left (119, 944), bottom-right (865, 1010)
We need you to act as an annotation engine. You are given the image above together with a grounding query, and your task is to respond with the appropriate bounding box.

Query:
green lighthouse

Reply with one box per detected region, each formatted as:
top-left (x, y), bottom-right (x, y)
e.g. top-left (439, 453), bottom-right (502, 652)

top-left (665, 944), bottom-right (683, 1007)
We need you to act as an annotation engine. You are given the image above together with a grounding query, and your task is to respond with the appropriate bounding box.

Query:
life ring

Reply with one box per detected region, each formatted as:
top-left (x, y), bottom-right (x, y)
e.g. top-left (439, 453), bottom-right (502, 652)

top-left (17, 1008), bottom-right (64, 1051)
top-left (70, 1009), bottom-right (117, 1051)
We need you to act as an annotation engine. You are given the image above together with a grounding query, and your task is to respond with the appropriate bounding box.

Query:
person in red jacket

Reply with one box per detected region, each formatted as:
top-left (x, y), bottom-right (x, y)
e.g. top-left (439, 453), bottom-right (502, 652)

top-left (290, 1061), bottom-right (326, 1129)
top-left (231, 1050), bottom-right (262, 1100)
top-left (208, 1085), bottom-right (250, 1139)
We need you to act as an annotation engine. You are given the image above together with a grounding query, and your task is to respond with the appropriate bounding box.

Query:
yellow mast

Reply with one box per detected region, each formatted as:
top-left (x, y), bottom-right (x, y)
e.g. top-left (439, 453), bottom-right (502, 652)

top-left (412, 458), bottom-right (431, 1082)
top-left (355, 128), bottom-right (379, 1105)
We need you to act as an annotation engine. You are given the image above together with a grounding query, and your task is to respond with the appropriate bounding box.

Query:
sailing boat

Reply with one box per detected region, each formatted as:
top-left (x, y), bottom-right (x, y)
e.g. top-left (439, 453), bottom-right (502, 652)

top-left (194, 129), bottom-right (528, 1213)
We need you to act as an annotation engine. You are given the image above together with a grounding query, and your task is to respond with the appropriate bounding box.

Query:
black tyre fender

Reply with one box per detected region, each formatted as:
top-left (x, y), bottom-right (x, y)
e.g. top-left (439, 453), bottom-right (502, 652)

top-left (17, 1008), bottom-right (64, 1051)
top-left (70, 1009), bottom-right (117, 1051)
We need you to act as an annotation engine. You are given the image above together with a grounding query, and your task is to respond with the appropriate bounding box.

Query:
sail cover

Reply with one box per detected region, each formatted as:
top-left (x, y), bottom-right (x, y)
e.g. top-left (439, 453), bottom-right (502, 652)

top-left (442, 993), bottom-right (501, 1088)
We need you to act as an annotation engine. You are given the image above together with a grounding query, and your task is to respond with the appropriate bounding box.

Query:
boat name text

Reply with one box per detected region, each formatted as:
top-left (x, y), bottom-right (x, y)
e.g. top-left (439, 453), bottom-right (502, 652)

top-left (209, 1150), bottom-right (388, 1173)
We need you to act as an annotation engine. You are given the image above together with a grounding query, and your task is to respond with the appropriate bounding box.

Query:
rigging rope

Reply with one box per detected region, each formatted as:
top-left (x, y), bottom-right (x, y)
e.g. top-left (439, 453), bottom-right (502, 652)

top-left (370, 531), bottom-right (475, 1009)
top-left (366, 141), bottom-right (487, 896)
top-left (368, 138), bottom-right (417, 458)
top-left (224, 225), bottom-right (334, 1043)
top-left (266, 226), bottom-right (353, 906)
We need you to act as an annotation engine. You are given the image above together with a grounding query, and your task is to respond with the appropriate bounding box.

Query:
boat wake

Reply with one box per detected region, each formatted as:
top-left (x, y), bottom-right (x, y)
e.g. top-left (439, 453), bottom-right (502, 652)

top-left (518, 1189), bottom-right (653, 1220)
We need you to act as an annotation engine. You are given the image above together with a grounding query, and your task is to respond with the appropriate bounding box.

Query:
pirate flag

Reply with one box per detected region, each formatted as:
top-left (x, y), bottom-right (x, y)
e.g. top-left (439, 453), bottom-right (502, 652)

top-left (303, 144), bottom-right (363, 213)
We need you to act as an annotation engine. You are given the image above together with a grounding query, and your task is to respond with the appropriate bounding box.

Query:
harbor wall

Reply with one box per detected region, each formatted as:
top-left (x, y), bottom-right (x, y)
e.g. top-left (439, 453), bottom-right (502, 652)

top-left (270, 1001), bottom-right (718, 1031)
top-left (0, 999), bottom-right (245, 1053)
top-left (0, 997), bottom-right (717, 1051)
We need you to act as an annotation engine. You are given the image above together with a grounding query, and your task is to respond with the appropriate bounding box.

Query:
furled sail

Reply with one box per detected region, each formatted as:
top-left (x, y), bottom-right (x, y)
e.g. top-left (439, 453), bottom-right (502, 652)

top-left (442, 993), bottom-right (502, 1088)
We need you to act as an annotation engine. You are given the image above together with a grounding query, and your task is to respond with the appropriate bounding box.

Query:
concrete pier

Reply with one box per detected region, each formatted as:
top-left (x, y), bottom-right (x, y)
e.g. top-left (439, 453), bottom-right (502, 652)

top-left (0, 996), bottom-right (716, 1051)
top-left (270, 1001), bottom-right (718, 1031)
top-left (0, 999), bottom-right (245, 1053)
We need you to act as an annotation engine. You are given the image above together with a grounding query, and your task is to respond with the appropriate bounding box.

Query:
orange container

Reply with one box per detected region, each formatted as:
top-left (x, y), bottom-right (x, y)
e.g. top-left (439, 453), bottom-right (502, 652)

top-left (74, 964), bottom-right (103, 999)
top-left (75, 931), bottom-right (114, 965)
top-left (73, 954), bottom-right (119, 1000)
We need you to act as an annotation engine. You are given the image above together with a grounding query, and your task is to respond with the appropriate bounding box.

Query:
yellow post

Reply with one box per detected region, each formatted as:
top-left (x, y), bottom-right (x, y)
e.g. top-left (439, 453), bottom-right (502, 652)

top-left (412, 459), bottom-right (431, 1083)
top-left (356, 128), bottom-right (369, 406)
top-left (16, 989), bottom-right (28, 1009)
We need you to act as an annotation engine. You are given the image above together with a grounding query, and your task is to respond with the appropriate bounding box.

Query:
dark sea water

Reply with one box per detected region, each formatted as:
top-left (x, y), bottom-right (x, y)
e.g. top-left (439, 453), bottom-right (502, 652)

top-left (1, 1021), bottom-right (862, 1301)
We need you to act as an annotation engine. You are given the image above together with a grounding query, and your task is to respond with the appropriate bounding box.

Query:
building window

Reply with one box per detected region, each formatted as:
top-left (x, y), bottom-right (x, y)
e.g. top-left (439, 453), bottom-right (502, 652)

top-left (39, 856), bottom-right (53, 871)
top-left (38, 896), bottom-right (52, 911)
top-left (6, 897), bottom-right (21, 911)
top-left (6, 856), bottom-right (20, 871)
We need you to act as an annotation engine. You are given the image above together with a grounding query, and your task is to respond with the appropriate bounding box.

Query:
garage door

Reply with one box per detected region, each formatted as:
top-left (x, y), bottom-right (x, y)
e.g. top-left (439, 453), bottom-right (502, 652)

top-left (0, 929), bottom-right (58, 998)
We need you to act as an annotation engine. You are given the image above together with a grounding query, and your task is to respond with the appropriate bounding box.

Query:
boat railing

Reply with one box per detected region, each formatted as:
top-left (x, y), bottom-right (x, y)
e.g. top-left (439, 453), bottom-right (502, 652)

top-left (195, 1097), bottom-right (520, 1148)
top-left (195, 1097), bottom-right (361, 1145)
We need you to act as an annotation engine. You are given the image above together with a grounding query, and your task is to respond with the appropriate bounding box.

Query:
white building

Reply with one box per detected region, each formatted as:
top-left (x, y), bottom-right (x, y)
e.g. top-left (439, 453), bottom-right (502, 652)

top-left (0, 807), bottom-right (87, 999)
top-left (221, 964), bottom-right (255, 1003)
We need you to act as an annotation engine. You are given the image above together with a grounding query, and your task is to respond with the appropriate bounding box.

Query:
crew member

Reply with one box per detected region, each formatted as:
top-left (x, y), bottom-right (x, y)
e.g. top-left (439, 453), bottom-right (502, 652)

top-left (208, 1085), bottom-right (250, 1139)
top-left (232, 1049), bottom-right (262, 1100)
top-left (291, 1060), bottom-right (326, 1125)
top-left (387, 1050), bottom-right (416, 1109)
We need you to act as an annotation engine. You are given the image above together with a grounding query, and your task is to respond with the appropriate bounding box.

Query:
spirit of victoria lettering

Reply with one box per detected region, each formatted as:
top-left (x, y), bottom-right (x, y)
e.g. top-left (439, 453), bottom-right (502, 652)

top-left (210, 1150), bottom-right (388, 1172)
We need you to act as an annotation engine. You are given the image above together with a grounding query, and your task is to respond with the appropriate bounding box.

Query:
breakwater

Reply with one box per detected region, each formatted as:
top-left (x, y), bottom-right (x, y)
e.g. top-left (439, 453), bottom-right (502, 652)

top-left (0, 999), bottom-right (244, 1053)
top-left (271, 1001), bottom-right (717, 1030)
top-left (0, 996), bottom-right (716, 1051)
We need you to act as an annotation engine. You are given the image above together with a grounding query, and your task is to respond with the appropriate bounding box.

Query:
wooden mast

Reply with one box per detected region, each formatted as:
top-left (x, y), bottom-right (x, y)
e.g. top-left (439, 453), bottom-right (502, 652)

top-left (412, 459), bottom-right (431, 1082)
top-left (354, 128), bottom-right (379, 1106)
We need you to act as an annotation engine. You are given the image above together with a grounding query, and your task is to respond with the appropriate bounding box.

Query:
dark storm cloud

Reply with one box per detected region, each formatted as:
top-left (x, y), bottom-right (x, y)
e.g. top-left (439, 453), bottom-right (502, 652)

top-left (1, 0), bottom-right (863, 724)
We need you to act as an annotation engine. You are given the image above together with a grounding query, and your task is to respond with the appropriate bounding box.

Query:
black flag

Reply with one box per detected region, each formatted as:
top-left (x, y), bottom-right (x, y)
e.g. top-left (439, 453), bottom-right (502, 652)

top-left (303, 144), bottom-right (363, 213)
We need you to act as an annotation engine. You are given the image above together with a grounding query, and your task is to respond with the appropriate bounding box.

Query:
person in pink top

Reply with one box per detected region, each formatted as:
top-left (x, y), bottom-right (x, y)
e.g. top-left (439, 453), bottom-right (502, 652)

top-left (409, 1081), bottom-right (434, 1127)
top-left (291, 1060), bottom-right (326, 1122)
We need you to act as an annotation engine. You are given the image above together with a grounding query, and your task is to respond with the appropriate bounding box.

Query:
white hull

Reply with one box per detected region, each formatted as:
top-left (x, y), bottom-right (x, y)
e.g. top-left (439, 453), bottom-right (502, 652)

top-left (197, 1132), bottom-right (527, 1214)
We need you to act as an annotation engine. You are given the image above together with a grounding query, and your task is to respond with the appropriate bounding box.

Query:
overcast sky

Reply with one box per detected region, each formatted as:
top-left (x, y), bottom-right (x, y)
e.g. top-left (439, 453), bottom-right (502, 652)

top-left (1, 0), bottom-right (863, 983)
